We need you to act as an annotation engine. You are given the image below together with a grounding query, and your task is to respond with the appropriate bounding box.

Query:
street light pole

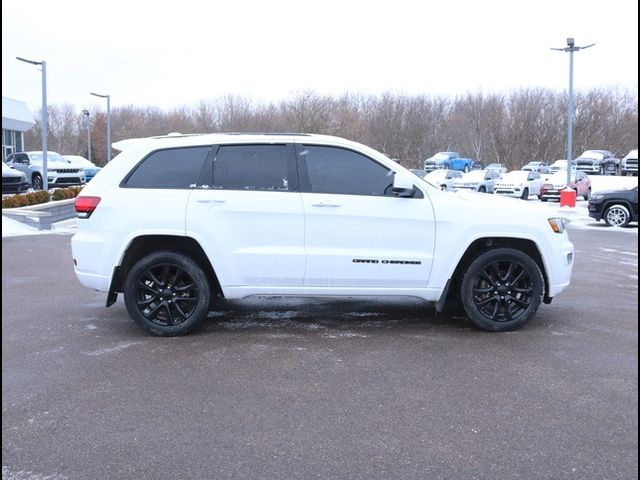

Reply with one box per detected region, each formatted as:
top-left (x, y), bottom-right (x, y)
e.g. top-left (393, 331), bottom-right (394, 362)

top-left (82, 110), bottom-right (92, 163)
top-left (551, 38), bottom-right (595, 189)
top-left (16, 56), bottom-right (48, 190)
top-left (90, 92), bottom-right (111, 163)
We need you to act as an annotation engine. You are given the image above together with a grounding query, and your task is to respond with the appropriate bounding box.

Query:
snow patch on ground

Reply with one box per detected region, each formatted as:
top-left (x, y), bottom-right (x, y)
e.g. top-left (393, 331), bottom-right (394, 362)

top-left (2, 215), bottom-right (77, 237)
top-left (84, 341), bottom-right (142, 356)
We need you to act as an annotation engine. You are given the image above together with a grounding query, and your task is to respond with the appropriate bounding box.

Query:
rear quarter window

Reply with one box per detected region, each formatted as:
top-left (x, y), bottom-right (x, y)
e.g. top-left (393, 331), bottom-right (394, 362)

top-left (123, 146), bottom-right (210, 189)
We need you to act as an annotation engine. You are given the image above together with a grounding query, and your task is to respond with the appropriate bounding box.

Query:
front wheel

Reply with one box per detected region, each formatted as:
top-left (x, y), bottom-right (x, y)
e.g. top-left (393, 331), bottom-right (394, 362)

top-left (604, 204), bottom-right (630, 227)
top-left (520, 188), bottom-right (529, 200)
top-left (463, 165), bottom-right (470, 173)
top-left (32, 174), bottom-right (43, 190)
top-left (124, 251), bottom-right (211, 336)
top-left (460, 248), bottom-right (544, 332)
top-left (583, 188), bottom-right (591, 201)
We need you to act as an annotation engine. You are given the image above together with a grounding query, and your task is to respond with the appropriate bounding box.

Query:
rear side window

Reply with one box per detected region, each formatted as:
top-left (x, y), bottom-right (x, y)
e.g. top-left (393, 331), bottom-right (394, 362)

top-left (213, 144), bottom-right (290, 191)
top-left (124, 147), bottom-right (210, 189)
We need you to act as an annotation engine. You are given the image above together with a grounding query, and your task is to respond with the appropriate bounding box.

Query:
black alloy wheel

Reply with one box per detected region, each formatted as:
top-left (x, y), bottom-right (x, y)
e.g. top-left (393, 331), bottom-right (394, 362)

top-left (124, 251), bottom-right (210, 336)
top-left (461, 248), bottom-right (543, 331)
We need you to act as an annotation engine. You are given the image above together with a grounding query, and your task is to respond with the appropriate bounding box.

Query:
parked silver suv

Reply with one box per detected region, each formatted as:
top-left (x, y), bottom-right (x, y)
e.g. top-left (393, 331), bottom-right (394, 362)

top-left (6, 151), bottom-right (86, 190)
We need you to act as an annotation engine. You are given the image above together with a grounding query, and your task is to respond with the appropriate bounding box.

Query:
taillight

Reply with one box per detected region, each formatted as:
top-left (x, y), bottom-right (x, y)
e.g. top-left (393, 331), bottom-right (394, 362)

top-left (75, 196), bottom-right (101, 218)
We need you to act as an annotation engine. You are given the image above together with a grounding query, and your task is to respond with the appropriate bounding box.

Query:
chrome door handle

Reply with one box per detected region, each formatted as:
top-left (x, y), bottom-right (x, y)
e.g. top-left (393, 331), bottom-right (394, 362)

top-left (311, 202), bottom-right (341, 207)
top-left (196, 199), bottom-right (226, 204)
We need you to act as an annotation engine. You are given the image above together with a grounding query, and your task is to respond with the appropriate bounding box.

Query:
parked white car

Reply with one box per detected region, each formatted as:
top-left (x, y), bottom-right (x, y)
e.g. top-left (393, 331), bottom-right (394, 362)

top-left (493, 170), bottom-right (543, 200)
top-left (484, 163), bottom-right (508, 175)
top-left (6, 151), bottom-right (85, 190)
top-left (423, 169), bottom-right (463, 191)
top-left (63, 155), bottom-right (102, 182)
top-left (72, 133), bottom-right (574, 335)
top-left (451, 169), bottom-right (501, 193)
top-left (548, 159), bottom-right (577, 175)
top-left (522, 161), bottom-right (549, 174)
top-left (2, 161), bottom-right (29, 194)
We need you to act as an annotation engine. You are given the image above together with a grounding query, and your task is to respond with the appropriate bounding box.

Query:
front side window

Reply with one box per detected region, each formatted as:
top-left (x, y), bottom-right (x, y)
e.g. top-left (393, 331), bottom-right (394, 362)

top-left (299, 145), bottom-right (392, 196)
top-left (124, 147), bottom-right (210, 189)
top-left (213, 144), bottom-right (290, 191)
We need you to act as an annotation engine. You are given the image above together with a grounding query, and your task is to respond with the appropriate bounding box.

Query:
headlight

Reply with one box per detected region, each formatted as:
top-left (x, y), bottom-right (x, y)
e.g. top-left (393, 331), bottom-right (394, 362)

top-left (548, 217), bottom-right (568, 234)
top-left (590, 194), bottom-right (604, 200)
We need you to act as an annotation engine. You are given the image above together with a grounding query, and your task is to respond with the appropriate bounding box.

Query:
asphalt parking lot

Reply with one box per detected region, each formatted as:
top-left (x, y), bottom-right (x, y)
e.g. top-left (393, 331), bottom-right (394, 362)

top-left (2, 227), bottom-right (638, 480)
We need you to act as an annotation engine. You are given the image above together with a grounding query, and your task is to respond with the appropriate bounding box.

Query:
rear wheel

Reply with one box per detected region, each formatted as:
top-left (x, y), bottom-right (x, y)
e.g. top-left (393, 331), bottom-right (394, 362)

top-left (463, 165), bottom-right (470, 173)
top-left (583, 188), bottom-right (591, 201)
top-left (478, 186), bottom-right (486, 193)
top-left (520, 188), bottom-right (529, 200)
top-left (124, 251), bottom-right (211, 336)
top-left (460, 248), bottom-right (544, 332)
top-left (604, 204), bottom-right (630, 227)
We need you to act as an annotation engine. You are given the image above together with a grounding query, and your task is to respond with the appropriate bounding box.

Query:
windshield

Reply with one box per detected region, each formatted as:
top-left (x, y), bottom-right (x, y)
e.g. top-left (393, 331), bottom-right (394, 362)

top-left (578, 150), bottom-right (604, 160)
top-left (526, 162), bottom-right (541, 166)
top-left (29, 152), bottom-right (66, 163)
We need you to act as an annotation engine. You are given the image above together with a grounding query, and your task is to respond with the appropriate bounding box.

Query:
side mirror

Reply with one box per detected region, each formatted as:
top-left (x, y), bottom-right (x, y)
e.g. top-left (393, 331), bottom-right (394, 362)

top-left (392, 173), bottom-right (416, 197)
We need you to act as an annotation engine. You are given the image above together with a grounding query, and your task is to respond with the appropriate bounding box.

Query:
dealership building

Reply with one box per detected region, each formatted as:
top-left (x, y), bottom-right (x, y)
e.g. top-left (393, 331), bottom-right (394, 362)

top-left (2, 96), bottom-right (35, 161)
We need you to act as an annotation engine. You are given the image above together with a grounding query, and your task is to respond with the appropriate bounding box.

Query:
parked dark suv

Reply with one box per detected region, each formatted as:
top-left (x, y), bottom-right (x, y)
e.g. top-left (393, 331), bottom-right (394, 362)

top-left (588, 186), bottom-right (638, 227)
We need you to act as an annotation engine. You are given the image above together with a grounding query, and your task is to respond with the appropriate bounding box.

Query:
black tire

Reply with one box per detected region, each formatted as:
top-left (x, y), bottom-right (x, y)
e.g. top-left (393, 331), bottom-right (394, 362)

top-left (460, 248), bottom-right (544, 332)
top-left (463, 165), bottom-right (470, 173)
top-left (32, 174), bottom-right (43, 190)
top-left (604, 204), bottom-right (630, 227)
top-left (478, 186), bottom-right (486, 193)
top-left (521, 188), bottom-right (529, 200)
top-left (583, 188), bottom-right (591, 201)
top-left (540, 197), bottom-right (548, 202)
top-left (124, 251), bottom-right (211, 336)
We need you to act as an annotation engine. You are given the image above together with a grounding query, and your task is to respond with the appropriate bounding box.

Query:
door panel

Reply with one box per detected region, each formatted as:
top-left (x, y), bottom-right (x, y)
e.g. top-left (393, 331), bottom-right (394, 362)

top-left (295, 143), bottom-right (435, 288)
top-left (187, 190), bottom-right (305, 287)
top-left (302, 193), bottom-right (434, 287)
top-left (186, 143), bottom-right (305, 287)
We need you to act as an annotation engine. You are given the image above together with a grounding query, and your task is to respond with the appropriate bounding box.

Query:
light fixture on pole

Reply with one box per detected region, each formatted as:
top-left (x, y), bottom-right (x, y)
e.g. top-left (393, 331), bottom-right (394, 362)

top-left (90, 92), bottom-right (111, 163)
top-left (551, 38), bottom-right (595, 190)
top-left (82, 109), bottom-right (92, 164)
top-left (16, 56), bottom-right (48, 190)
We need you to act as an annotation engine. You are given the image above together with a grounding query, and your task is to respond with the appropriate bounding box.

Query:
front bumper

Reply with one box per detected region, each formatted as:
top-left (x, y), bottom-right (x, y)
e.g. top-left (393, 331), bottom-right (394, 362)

top-left (546, 237), bottom-right (575, 298)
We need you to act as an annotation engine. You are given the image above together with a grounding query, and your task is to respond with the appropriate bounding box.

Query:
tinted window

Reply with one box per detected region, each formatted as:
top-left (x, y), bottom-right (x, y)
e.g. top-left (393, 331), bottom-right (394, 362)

top-left (213, 144), bottom-right (290, 191)
top-left (124, 147), bottom-right (210, 188)
top-left (300, 145), bottom-right (392, 196)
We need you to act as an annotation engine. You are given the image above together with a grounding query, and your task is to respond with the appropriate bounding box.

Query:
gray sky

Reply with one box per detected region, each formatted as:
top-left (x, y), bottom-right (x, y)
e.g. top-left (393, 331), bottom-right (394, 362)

top-left (2, 0), bottom-right (638, 113)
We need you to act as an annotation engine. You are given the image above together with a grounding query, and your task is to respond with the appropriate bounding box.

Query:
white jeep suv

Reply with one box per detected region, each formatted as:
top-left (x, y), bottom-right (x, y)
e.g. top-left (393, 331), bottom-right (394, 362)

top-left (71, 133), bottom-right (574, 336)
top-left (6, 151), bottom-right (86, 189)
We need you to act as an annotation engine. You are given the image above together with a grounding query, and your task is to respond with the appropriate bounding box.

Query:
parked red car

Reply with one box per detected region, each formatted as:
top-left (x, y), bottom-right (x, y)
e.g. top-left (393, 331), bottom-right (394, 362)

top-left (540, 171), bottom-right (591, 201)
